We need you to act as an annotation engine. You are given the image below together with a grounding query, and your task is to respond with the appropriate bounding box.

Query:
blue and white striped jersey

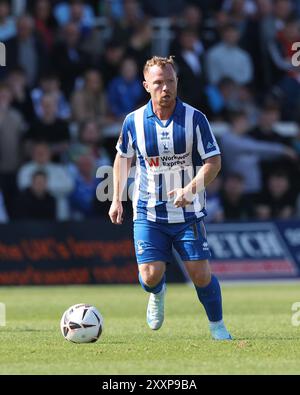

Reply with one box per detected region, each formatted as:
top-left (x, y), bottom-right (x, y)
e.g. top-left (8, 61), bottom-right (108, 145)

top-left (116, 98), bottom-right (220, 223)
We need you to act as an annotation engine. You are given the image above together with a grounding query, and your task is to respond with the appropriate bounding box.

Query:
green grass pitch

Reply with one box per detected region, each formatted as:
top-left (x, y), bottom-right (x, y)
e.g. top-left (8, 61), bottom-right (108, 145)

top-left (0, 282), bottom-right (300, 374)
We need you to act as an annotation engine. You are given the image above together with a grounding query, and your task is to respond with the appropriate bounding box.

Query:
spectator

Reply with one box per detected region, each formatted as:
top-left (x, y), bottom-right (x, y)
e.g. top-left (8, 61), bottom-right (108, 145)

top-left (53, 0), bottom-right (95, 34)
top-left (0, 83), bottom-right (25, 217)
top-left (13, 170), bottom-right (56, 220)
top-left (17, 142), bottom-right (74, 220)
top-left (205, 77), bottom-right (240, 119)
top-left (295, 0), bottom-right (300, 17)
top-left (175, 28), bottom-right (207, 110)
top-left (70, 69), bottom-right (107, 124)
top-left (98, 40), bottom-right (126, 89)
top-left (141, 0), bottom-right (185, 17)
top-left (255, 170), bottom-right (297, 219)
top-left (52, 22), bottom-right (91, 97)
top-left (31, 72), bottom-right (70, 120)
top-left (206, 22), bottom-right (254, 85)
top-left (69, 0), bottom-right (94, 30)
top-left (56, 0), bottom-right (103, 62)
top-left (222, 0), bottom-right (254, 34)
top-left (68, 119), bottom-right (111, 168)
top-left (33, 0), bottom-right (58, 52)
top-left (112, 0), bottom-right (145, 45)
top-left (268, 15), bottom-right (297, 83)
top-left (269, 16), bottom-right (300, 121)
top-left (0, 0), bottom-right (16, 42)
top-left (219, 110), bottom-right (297, 194)
top-left (272, 0), bottom-right (294, 32)
top-left (176, 4), bottom-right (203, 37)
top-left (248, 102), bottom-right (297, 184)
top-left (0, 189), bottom-right (8, 223)
top-left (235, 84), bottom-right (260, 126)
top-left (207, 80), bottom-right (259, 124)
top-left (205, 176), bottom-right (224, 223)
top-left (220, 173), bottom-right (253, 220)
top-left (175, 4), bottom-right (217, 50)
top-left (68, 153), bottom-right (98, 218)
top-left (5, 14), bottom-right (48, 87)
top-left (107, 57), bottom-right (144, 120)
top-left (127, 20), bottom-right (153, 70)
top-left (26, 93), bottom-right (70, 160)
top-left (102, 0), bottom-right (124, 19)
top-left (240, 0), bottom-right (275, 91)
top-left (6, 66), bottom-right (36, 125)
top-left (249, 102), bottom-right (289, 145)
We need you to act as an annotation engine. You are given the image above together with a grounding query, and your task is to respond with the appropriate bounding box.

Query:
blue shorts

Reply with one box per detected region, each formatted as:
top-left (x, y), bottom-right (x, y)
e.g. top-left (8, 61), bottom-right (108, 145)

top-left (133, 218), bottom-right (211, 264)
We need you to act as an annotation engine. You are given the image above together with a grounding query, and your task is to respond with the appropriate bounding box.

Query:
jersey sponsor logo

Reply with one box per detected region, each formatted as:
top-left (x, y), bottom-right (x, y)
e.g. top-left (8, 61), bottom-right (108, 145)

top-left (162, 152), bottom-right (191, 169)
top-left (160, 152), bottom-right (190, 164)
top-left (146, 157), bottom-right (160, 167)
top-left (146, 152), bottom-right (192, 174)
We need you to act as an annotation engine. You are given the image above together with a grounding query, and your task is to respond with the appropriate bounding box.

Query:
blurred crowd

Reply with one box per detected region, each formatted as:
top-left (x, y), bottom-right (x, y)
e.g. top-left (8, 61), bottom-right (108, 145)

top-left (0, 0), bottom-right (299, 223)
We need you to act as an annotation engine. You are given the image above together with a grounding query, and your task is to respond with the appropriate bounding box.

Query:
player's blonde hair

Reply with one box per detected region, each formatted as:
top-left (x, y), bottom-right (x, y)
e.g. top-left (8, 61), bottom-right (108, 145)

top-left (143, 56), bottom-right (176, 76)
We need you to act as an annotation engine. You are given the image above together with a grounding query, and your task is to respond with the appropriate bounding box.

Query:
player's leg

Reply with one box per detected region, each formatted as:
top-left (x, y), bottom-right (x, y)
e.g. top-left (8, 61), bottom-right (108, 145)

top-left (174, 220), bottom-right (232, 340)
top-left (138, 262), bottom-right (167, 330)
top-left (138, 261), bottom-right (166, 293)
top-left (184, 259), bottom-right (219, 322)
top-left (183, 259), bottom-right (231, 339)
top-left (134, 219), bottom-right (172, 330)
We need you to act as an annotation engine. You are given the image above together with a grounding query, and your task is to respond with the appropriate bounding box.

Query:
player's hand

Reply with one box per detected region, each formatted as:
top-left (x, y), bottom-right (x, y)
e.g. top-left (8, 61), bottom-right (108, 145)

top-left (109, 200), bottom-right (123, 224)
top-left (168, 187), bottom-right (194, 208)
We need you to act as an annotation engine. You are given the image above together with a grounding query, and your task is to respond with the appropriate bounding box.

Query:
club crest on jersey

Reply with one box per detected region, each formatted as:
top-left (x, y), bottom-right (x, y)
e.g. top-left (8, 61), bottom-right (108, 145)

top-left (163, 143), bottom-right (169, 153)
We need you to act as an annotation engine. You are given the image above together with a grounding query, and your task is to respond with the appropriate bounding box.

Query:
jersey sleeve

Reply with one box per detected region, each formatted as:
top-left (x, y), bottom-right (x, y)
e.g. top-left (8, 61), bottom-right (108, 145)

top-left (115, 116), bottom-right (135, 158)
top-left (195, 112), bottom-right (220, 160)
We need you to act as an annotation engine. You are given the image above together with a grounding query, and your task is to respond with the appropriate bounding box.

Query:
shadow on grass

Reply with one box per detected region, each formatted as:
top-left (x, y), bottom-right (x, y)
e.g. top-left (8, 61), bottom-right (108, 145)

top-left (233, 336), bottom-right (300, 341)
top-left (12, 328), bottom-right (52, 332)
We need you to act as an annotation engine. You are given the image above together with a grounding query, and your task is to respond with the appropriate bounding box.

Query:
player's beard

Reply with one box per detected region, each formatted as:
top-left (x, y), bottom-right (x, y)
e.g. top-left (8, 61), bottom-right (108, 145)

top-left (159, 93), bottom-right (175, 108)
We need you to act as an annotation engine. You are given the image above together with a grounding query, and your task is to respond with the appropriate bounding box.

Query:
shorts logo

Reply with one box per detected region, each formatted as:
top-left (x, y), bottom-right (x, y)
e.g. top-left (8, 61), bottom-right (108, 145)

top-left (136, 240), bottom-right (145, 255)
top-left (203, 241), bottom-right (209, 251)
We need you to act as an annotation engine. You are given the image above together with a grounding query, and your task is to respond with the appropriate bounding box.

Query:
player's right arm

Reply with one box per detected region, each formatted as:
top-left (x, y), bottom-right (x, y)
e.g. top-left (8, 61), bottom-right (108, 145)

top-left (109, 153), bottom-right (133, 224)
top-left (109, 115), bottom-right (135, 224)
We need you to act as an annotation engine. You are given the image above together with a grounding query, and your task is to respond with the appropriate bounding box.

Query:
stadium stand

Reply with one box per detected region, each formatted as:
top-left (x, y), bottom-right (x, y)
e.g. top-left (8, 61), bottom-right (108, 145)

top-left (0, 0), bottom-right (299, 223)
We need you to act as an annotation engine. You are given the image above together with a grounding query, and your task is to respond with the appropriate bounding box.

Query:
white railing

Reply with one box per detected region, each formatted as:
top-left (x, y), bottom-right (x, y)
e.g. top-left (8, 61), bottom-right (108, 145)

top-left (150, 18), bottom-right (174, 57)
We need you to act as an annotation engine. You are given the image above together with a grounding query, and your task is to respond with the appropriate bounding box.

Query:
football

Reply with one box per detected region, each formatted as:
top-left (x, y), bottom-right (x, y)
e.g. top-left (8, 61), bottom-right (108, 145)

top-left (60, 303), bottom-right (103, 343)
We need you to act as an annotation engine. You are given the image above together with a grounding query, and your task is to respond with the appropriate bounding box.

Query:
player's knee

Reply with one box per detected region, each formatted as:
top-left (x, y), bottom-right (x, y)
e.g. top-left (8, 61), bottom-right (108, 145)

top-left (140, 271), bottom-right (163, 288)
top-left (188, 265), bottom-right (211, 287)
top-left (139, 264), bottom-right (164, 287)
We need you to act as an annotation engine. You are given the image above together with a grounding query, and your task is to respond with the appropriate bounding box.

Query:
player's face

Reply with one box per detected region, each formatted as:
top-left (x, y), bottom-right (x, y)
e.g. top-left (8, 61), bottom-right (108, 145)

top-left (143, 64), bottom-right (177, 108)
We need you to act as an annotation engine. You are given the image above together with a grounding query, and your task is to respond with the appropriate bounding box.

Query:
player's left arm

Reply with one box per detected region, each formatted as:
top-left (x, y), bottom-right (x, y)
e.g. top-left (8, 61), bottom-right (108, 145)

top-left (169, 112), bottom-right (221, 208)
top-left (185, 153), bottom-right (221, 194)
top-left (168, 155), bottom-right (221, 208)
